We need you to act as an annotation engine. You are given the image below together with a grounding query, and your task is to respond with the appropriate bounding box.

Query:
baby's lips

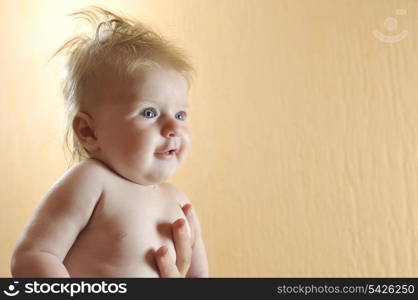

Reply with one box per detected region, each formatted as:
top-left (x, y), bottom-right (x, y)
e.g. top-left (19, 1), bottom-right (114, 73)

top-left (155, 148), bottom-right (178, 155)
top-left (155, 144), bottom-right (178, 154)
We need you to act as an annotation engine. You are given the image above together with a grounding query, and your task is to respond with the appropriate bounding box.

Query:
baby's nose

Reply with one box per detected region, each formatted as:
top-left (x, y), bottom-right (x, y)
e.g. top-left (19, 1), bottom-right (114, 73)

top-left (162, 122), bottom-right (180, 138)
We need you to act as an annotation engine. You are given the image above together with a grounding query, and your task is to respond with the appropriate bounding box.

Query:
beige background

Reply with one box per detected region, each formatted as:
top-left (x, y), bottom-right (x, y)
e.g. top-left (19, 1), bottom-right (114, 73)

top-left (1, 0), bottom-right (418, 277)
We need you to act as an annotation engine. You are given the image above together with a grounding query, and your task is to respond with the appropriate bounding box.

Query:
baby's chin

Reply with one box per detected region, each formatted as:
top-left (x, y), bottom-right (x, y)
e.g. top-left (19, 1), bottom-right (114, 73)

top-left (116, 165), bottom-right (177, 186)
top-left (93, 154), bottom-right (178, 186)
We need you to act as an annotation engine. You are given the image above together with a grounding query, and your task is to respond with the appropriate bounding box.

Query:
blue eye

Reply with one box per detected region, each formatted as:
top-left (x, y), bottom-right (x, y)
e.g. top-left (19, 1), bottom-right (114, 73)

top-left (175, 111), bottom-right (187, 121)
top-left (141, 107), bottom-right (157, 119)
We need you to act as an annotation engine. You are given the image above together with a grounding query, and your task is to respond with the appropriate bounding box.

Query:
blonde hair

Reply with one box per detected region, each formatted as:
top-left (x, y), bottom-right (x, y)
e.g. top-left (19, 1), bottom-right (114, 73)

top-left (51, 6), bottom-right (195, 165)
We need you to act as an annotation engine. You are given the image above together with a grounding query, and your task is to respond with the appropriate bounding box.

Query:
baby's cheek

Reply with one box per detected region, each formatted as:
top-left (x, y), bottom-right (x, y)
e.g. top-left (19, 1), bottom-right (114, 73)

top-left (177, 148), bottom-right (189, 165)
top-left (180, 137), bottom-right (190, 156)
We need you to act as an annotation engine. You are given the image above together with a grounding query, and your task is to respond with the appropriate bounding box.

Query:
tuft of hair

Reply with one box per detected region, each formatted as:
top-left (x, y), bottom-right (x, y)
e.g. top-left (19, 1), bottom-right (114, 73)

top-left (50, 6), bottom-right (195, 166)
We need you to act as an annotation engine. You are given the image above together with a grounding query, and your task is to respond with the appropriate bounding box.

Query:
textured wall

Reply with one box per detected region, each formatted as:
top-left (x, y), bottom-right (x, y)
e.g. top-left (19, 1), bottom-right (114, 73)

top-left (1, 0), bottom-right (418, 277)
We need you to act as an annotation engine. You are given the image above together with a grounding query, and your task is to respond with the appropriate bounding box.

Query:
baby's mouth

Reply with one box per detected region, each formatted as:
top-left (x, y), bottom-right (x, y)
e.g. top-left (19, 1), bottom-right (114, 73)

top-left (164, 149), bottom-right (176, 155)
top-left (155, 148), bottom-right (178, 158)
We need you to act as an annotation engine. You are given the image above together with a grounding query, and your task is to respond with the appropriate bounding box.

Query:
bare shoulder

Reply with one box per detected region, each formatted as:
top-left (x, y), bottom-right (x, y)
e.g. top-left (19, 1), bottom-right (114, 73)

top-left (43, 158), bottom-right (108, 216)
top-left (159, 182), bottom-right (190, 207)
top-left (58, 158), bottom-right (111, 185)
top-left (13, 158), bottom-right (108, 257)
top-left (37, 158), bottom-right (111, 226)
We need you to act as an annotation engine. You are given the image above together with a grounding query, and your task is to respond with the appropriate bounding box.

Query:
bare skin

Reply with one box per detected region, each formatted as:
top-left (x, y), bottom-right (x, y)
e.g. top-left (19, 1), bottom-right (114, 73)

top-left (11, 159), bottom-right (207, 277)
top-left (62, 160), bottom-right (189, 277)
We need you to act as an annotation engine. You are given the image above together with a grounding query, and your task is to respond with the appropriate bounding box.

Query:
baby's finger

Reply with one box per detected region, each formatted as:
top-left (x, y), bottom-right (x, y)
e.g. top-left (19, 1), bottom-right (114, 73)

top-left (155, 246), bottom-right (181, 278)
top-left (172, 218), bottom-right (192, 276)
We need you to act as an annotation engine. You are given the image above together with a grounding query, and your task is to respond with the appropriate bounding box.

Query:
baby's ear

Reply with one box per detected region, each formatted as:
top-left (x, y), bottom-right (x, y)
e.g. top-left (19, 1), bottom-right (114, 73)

top-left (72, 112), bottom-right (99, 154)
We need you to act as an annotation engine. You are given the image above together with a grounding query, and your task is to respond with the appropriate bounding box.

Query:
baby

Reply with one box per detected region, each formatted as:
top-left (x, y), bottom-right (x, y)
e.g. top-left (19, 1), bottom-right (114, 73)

top-left (11, 7), bottom-right (208, 278)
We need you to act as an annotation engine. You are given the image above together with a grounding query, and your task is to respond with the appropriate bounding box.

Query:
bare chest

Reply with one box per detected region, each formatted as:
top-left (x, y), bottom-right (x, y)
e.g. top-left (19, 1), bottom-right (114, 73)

top-left (90, 182), bottom-right (185, 248)
top-left (65, 181), bottom-right (187, 276)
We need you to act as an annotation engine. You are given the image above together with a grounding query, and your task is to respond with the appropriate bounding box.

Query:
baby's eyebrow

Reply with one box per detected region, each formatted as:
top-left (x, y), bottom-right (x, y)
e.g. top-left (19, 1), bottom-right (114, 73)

top-left (135, 99), bottom-right (189, 109)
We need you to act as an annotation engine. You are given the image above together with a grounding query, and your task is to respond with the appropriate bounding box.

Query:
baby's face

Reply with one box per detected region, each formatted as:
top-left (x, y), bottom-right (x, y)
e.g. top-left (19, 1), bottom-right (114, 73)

top-left (91, 66), bottom-right (190, 186)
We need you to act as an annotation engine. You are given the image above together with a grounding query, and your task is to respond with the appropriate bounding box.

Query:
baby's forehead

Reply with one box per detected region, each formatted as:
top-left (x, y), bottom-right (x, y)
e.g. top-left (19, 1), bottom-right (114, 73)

top-left (91, 65), bottom-right (188, 106)
top-left (136, 68), bottom-right (188, 98)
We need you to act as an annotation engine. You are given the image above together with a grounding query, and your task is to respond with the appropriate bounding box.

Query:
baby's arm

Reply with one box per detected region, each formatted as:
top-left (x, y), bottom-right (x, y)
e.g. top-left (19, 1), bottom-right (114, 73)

top-left (11, 160), bottom-right (103, 277)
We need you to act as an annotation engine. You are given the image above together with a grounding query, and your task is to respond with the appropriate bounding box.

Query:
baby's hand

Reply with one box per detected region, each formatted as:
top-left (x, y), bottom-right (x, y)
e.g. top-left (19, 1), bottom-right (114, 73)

top-left (155, 204), bottom-right (196, 277)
